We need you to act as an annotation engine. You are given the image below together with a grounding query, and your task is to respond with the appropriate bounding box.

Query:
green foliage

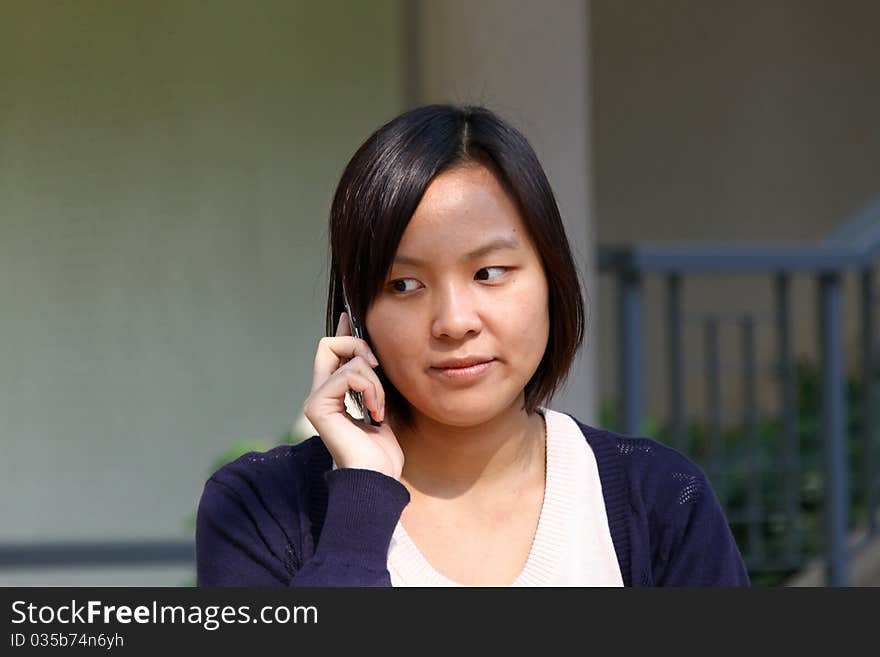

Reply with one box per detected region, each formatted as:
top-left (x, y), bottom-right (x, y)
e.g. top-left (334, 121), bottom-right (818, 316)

top-left (602, 356), bottom-right (879, 586)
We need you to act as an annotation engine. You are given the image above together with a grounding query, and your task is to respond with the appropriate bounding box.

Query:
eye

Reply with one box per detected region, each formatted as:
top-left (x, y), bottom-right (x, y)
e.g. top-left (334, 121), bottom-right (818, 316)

top-left (387, 267), bottom-right (510, 295)
top-left (389, 278), bottom-right (421, 294)
top-left (475, 266), bottom-right (509, 281)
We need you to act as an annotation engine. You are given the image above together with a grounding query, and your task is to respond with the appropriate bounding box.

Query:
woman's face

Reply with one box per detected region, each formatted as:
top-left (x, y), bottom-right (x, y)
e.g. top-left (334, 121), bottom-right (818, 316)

top-left (365, 163), bottom-right (550, 427)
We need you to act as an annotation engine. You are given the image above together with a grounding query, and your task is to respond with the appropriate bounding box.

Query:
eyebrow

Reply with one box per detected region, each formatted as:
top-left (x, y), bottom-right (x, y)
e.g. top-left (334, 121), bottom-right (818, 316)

top-left (392, 236), bottom-right (521, 266)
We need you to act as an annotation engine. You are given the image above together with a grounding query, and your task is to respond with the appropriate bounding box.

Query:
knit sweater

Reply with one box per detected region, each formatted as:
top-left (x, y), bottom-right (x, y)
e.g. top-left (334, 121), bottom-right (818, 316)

top-left (195, 411), bottom-right (750, 587)
top-left (375, 408), bottom-right (623, 585)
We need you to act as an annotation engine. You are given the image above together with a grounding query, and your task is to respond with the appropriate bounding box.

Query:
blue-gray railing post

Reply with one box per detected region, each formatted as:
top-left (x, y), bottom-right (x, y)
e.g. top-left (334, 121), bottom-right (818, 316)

top-left (667, 273), bottom-right (686, 451)
top-left (704, 316), bottom-right (724, 495)
top-left (818, 271), bottom-right (849, 585)
top-left (618, 270), bottom-right (645, 435)
top-left (862, 267), bottom-right (876, 535)
top-left (742, 314), bottom-right (765, 563)
top-left (776, 272), bottom-right (801, 563)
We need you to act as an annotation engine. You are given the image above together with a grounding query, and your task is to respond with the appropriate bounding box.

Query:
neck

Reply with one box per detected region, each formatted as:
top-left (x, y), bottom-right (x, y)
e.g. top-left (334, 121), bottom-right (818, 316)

top-left (391, 395), bottom-right (546, 502)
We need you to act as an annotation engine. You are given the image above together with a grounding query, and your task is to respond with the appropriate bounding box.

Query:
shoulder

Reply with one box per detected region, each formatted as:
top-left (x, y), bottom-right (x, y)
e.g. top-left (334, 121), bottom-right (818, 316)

top-left (549, 411), bottom-right (748, 585)
top-left (195, 437), bottom-right (331, 585)
top-left (566, 418), bottom-right (748, 585)
top-left (199, 435), bottom-right (331, 520)
top-left (561, 412), bottom-right (712, 517)
top-left (209, 436), bottom-right (332, 488)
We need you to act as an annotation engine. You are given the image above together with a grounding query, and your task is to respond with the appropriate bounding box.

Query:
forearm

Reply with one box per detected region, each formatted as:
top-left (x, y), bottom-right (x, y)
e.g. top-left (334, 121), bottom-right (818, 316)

top-left (196, 468), bottom-right (410, 587)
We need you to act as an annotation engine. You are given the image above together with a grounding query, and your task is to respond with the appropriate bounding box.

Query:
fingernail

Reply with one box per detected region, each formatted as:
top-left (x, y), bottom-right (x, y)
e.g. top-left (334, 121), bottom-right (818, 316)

top-left (368, 353), bottom-right (379, 366)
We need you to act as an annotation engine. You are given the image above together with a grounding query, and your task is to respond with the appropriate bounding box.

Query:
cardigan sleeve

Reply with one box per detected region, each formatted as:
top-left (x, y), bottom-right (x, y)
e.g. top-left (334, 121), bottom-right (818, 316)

top-left (653, 469), bottom-right (750, 587)
top-left (196, 466), bottom-right (410, 587)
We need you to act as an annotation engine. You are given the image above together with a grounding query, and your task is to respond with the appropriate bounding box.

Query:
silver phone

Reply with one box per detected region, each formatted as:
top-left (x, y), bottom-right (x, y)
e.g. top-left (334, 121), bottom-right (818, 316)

top-left (341, 283), bottom-right (382, 426)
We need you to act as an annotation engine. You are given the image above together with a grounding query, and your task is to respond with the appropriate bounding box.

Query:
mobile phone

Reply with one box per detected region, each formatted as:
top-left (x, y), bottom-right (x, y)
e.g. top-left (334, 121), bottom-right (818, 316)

top-left (341, 283), bottom-right (382, 426)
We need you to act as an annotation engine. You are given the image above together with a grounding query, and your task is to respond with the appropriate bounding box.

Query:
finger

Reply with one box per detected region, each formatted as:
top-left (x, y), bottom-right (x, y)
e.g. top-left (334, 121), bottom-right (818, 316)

top-left (320, 368), bottom-right (382, 420)
top-left (335, 313), bottom-right (378, 365)
top-left (305, 369), bottom-right (375, 432)
top-left (336, 312), bottom-right (350, 337)
top-left (312, 336), bottom-right (379, 393)
top-left (335, 357), bottom-right (385, 413)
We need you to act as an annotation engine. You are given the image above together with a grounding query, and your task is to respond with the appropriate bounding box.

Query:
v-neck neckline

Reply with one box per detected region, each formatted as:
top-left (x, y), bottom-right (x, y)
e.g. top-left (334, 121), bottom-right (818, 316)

top-left (388, 407), bottom-right (580, 586)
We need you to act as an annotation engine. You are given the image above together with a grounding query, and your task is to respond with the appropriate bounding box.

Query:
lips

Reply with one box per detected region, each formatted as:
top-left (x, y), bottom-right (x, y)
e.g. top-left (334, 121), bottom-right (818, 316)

top-left (431, 356), bottom-right (495, 370)
top-left (429, 358), bottom-right (496, 382)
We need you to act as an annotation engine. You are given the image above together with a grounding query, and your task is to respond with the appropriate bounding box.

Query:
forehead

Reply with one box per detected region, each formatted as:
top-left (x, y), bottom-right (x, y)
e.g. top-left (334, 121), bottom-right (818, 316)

top-left (393, 164), bottom-right (532, 261)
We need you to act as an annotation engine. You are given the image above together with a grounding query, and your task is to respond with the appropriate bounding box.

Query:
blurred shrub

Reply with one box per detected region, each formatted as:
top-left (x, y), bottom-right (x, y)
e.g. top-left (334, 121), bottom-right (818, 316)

top-left (602, 357), bottom-right (877, 587)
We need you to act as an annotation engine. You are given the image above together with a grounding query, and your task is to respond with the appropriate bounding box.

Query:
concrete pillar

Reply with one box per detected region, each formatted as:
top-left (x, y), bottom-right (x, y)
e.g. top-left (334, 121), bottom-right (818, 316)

top-left (406, 0), bottom-right (598, 422)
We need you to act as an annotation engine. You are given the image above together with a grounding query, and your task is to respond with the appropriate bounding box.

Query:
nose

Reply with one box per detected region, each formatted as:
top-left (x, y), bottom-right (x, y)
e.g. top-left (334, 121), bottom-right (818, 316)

top-left (431, 280), bottom-right (483, 340)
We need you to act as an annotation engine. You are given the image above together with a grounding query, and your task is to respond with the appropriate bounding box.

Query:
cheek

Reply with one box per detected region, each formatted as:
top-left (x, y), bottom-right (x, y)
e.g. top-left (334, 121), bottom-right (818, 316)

top-left (370, 320), bottom-right (423, 397)
top-left (366, 305), bottom-right (420, 364)
top-left (381, 328), bottom-right (420, 363)
top-left (509, 278), bottom-right (550, 350)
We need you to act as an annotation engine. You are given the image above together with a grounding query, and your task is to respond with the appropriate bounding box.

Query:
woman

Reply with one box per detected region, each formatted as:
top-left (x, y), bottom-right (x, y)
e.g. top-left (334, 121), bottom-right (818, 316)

top-left (196, 105), bottom-right (749, 586)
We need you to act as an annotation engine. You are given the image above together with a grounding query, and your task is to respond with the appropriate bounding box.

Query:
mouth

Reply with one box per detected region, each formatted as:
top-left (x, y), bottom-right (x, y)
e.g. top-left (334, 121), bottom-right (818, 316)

top-left (429, 358), bottom-right (496, 382)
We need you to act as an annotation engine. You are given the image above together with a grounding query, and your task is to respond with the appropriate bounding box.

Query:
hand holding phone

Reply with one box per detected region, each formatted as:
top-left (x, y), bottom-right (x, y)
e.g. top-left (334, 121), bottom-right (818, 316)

top-left (302, 287), bottom-right (404, 480)
top-left (340, 285), bottom-right (382, 427)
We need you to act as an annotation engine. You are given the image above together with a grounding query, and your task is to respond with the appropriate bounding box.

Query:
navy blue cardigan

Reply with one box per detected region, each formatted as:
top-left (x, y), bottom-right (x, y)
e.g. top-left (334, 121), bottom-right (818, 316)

top-left (196, 416), bottom-right (750, 587)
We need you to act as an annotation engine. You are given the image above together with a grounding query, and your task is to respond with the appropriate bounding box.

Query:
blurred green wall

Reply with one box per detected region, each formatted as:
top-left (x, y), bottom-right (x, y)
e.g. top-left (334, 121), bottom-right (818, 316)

top-left (0, 0), bottom-right (403, 583)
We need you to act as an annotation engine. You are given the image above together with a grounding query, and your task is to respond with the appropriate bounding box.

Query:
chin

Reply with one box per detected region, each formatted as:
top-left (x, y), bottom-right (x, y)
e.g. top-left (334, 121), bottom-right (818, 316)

top-left (416, 395), bottom-right (518, 427)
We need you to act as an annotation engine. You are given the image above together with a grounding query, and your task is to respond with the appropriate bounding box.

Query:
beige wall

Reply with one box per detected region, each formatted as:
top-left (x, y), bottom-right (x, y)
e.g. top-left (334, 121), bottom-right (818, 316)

top-left (0, 0), bottom-right (404, 583)
top-left (592, 0), bottom-right (880, 425)
top-left (413, 0), bottom-right (598, 423)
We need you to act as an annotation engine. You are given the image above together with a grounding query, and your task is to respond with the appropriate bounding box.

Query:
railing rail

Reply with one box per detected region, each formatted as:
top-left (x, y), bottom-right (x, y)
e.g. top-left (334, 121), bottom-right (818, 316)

top-left (0, 540), bottom-right (193, 569)
top-left (599, 197), bottom-right (880, 585)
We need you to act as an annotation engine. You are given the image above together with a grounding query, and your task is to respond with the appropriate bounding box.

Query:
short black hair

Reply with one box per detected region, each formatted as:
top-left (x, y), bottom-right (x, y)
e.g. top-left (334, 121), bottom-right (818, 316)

top-left (325, 104), bottom-right (586, 428)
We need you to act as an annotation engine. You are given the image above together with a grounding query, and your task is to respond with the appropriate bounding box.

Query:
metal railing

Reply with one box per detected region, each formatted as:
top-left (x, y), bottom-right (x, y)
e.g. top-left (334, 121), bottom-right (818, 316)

top-left (599, 197), bottom-right (880, 585)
